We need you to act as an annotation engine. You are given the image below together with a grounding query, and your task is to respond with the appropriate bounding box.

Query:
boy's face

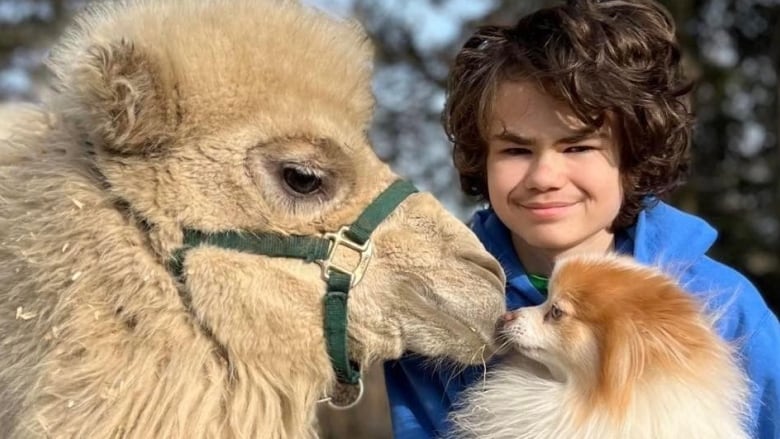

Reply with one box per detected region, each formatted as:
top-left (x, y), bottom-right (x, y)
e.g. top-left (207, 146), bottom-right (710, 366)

top-left (486, 80), bottom-right (623, 260)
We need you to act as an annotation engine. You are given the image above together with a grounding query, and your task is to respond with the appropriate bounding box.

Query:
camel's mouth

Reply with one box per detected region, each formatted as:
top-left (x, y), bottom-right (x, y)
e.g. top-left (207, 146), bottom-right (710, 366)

top-left (397, 276), bottom-right (505, 365)
top-left (451, 312), bottom-right (502, 355)
top-left (438, 319), bottom-right (499, 365)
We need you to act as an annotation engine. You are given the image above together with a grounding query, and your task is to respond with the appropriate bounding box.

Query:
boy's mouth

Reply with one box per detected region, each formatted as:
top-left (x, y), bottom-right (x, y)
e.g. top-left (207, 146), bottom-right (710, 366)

top-left (521, 202), bottom-right (576, 220)
top-left (522, 201), bottom-right (575, 209)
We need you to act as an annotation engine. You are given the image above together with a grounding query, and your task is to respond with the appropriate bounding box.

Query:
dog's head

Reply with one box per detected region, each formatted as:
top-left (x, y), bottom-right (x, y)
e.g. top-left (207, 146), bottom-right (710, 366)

top-left (499, 254), bottom-right (715, 406)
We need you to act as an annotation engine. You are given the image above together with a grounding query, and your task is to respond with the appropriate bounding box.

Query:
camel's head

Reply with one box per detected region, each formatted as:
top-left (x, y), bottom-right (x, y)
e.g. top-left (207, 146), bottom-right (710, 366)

top-left (48, 0), bottom-right (505, 376)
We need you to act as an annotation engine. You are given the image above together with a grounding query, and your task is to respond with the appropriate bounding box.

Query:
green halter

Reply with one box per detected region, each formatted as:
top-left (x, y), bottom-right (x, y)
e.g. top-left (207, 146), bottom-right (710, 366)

top-left (167, 180), bottom-right (418, 396)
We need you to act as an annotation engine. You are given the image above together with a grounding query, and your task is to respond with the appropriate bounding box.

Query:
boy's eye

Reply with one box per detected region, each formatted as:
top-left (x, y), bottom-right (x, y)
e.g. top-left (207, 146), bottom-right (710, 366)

top-left (564, 145), bottom-right (596, 153)
top-left (501, 147), bottom-right (532, 156)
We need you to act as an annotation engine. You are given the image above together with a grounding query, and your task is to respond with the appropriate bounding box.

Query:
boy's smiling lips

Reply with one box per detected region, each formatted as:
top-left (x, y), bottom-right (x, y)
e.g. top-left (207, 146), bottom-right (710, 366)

top-left (522, 201), bottom-right (575, 209)
top-left (519, 201), bottom-right (578, 220)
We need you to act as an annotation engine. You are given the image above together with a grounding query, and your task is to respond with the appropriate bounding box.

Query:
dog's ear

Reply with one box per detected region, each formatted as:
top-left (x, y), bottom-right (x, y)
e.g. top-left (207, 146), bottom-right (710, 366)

top-left (600, 320), bottom-right (646, 412)
top-left (60, 39), bottom-right (177, 155)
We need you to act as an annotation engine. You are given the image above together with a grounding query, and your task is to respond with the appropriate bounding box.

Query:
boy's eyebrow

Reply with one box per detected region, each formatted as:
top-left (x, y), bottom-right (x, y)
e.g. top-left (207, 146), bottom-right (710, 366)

top-left (557, 127), bottom-right (600, 144)
top-left (494, 127), bottom-right (600, 146)
top-left (494, 130), bottom-right (535, 145)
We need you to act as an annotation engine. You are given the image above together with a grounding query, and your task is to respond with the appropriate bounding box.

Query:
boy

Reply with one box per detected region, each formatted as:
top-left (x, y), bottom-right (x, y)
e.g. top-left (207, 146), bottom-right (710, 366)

top-left (384, 0), bottom-right (780, 437)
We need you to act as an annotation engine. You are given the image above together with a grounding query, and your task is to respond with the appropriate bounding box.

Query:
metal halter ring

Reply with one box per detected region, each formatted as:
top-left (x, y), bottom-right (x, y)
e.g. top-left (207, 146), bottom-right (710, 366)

top-left (317, 226), bottom-right (374, 287)
top-left (317, 377), bottom-right (365, 411)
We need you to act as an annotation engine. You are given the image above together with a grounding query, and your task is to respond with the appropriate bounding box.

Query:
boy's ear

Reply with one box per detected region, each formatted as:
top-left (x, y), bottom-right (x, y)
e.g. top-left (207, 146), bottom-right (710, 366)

top-left (68, 39), bottom-right (177, 155)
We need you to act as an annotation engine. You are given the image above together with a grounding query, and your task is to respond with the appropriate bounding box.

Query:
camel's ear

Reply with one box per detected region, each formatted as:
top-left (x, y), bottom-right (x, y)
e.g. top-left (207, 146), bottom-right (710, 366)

top-left (70, 39), bottom-right (176, 155)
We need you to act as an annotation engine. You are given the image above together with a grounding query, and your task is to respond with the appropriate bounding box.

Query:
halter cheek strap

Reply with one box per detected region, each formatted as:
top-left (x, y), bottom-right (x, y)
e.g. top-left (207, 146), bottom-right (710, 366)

top-left (167, 180), bottom-right (418, 398)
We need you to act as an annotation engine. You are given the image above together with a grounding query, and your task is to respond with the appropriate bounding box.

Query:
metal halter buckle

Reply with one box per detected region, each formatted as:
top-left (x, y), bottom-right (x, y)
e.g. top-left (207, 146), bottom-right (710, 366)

top-left (318, 226), bottom-right (373, 287)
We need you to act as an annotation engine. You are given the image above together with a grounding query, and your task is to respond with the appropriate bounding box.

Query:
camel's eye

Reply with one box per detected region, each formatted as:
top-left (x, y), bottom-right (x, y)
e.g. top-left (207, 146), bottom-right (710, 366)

top-left (281, 165), bottom-right (323, 195)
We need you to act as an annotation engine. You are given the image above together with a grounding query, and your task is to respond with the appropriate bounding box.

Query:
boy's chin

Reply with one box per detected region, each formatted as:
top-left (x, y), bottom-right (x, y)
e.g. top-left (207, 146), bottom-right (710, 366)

top-left (513, 229), bottom-right (582, 252)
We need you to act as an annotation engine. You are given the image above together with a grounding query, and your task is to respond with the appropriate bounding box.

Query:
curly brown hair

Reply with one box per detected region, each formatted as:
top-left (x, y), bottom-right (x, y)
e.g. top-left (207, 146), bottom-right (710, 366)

top-left (445, 0), bottom-right (693, 230)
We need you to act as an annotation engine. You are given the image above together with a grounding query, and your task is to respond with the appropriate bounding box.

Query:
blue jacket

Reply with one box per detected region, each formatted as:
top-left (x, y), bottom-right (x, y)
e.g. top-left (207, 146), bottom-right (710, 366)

top-left (384, 201), bottom-right (780, 438)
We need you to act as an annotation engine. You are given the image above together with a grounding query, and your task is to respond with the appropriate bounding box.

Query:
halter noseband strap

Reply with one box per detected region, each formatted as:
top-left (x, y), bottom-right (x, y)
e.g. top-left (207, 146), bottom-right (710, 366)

top-left (167, 179), bottom-right (418, 395)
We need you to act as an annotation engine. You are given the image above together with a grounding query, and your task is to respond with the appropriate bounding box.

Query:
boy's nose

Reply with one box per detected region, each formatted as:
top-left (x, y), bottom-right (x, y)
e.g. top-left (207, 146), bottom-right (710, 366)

top-left (524, 153), bottom-right (565, 191)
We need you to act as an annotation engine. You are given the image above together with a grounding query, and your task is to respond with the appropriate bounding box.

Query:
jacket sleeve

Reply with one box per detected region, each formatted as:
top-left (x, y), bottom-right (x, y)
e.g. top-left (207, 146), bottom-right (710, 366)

top-left (384, 356), bottom-right (481, 438)
top-left (689, 256), bottom-right (780, 438)
top-left (384, 357), bottom-right (449, 439)
top-left (742, 309), bottom-right (780, 438)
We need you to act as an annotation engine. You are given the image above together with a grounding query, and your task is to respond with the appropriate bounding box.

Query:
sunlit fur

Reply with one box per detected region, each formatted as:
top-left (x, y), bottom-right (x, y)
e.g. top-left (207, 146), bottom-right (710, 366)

top-left (0, 1), bottom-right (506, 437)
top-left (449, 253), bottom-right (750, 439)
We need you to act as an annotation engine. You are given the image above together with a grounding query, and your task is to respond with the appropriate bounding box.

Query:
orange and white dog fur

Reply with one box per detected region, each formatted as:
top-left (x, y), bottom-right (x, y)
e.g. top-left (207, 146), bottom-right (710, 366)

top-left (448, 253), bottom-right (750, 439)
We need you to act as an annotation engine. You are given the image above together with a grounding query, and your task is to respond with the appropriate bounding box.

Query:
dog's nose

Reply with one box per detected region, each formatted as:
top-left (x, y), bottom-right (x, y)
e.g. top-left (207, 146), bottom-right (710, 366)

top-left (496, 311), bottom-right (518, 332)
top-left (502, 311), bottom-right (518, 323)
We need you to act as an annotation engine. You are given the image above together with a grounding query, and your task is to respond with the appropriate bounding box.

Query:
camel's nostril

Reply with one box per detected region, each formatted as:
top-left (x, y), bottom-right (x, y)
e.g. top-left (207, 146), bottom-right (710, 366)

top-left (461, 251), bottom-right (506, 291)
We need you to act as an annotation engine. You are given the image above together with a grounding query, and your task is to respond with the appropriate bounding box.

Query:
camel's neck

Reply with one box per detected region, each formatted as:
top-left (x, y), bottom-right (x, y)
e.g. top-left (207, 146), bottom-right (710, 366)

top-left (217, 355), bottom-right (333, 438)
top-left (2, 164), bottom-right (339, 438)
top-left (25, 323), bottom-right (333, 438)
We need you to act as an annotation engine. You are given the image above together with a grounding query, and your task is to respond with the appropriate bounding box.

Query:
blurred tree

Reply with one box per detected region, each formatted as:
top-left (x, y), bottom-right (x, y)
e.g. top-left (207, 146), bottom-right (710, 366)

top-left (663, 0), bottom-right (780, 311)
top-left (0, 0), bottom-right (80, 100)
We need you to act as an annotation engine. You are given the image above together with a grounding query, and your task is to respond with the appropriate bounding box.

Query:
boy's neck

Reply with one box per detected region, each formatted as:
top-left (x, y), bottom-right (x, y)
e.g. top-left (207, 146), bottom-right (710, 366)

top-left (511, 232), bottom-right (615, 277)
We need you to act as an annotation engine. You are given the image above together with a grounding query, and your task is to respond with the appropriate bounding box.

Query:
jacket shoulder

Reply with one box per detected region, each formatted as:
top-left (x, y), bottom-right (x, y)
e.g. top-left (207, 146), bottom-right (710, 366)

top-left (682, 255), bottom-right (773, 339)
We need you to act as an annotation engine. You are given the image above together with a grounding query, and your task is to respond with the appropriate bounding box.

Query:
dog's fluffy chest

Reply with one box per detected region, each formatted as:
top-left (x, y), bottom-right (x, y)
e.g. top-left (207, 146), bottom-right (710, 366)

top-left (446, 355), bottom-right (749, 439)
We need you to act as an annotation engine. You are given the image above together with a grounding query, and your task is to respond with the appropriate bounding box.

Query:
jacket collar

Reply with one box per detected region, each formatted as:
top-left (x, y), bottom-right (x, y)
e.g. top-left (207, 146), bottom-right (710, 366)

top-left (469, 200), bottom-right (717, 304)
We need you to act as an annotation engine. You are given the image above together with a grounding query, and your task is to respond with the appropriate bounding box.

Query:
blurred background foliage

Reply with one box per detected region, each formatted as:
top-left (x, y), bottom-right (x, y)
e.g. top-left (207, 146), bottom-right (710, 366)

top-left (1, 0), bottom-right (778, 437)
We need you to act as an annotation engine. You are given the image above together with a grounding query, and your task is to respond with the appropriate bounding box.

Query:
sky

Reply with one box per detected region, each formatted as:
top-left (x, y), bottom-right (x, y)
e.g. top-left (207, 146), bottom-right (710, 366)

top-left (303, 0), bottom-right (494, 50)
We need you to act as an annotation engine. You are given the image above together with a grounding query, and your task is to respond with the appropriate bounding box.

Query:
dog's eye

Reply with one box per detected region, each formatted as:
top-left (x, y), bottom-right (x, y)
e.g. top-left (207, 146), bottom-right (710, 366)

top-left (281, 165), bottom-right (323, 195)
top-left (545, 304), bottom-right (564, 322)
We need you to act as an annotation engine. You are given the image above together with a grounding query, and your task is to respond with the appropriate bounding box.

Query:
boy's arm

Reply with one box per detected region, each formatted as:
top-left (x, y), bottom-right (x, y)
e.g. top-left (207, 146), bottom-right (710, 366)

top-left (692, 257), bottom-right (779, 438)
top-left (743, 310), bottom-right (780, 438)
top-left (384, 357), bottom-right (457, 439)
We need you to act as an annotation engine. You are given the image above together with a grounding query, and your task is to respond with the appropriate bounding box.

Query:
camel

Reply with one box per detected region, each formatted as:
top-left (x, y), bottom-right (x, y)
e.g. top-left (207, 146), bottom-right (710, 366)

top-left (0, 0), bottom-right (507, 437)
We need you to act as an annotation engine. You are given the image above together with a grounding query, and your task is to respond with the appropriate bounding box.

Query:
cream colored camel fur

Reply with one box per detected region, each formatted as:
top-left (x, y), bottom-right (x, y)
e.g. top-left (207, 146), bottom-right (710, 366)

top-left (0, 1), bottom-right (506, 437)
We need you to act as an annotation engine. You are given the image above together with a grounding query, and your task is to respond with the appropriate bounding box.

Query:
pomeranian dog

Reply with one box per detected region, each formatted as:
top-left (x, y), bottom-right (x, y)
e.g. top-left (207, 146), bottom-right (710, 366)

top-left (448, 253), bottom-right (750, 439)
